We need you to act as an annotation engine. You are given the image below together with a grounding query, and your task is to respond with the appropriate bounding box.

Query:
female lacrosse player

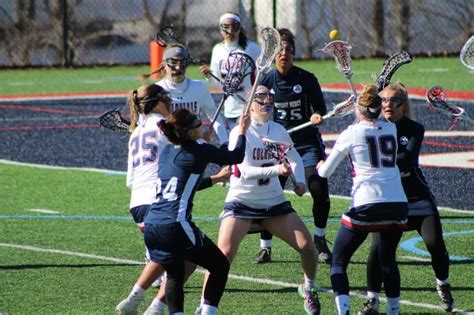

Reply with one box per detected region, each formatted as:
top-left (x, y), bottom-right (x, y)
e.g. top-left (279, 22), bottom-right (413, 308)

top-left (199, 12), bottom-right (261, 129)
top-left (359, 83), bottom-right (454, 314)
top-left (151, 43), bottom-right (229, 145)
top-left (116, 85), bottom-right (231, 315)
top-left (116, 84), bottom-right (171, 314)
top-left (317, 84), bottom-right (408, 315)
top-left (197, 86), bottom-right (321, 315)
top-left (143, 109), bottom-right (250, 315)
top-left (256, 28), bottom-right (332, 264)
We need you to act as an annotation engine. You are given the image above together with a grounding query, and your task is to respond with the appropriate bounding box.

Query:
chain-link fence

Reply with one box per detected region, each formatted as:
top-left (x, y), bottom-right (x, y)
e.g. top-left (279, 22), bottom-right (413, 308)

top-left (1, 0), bottom-right (472, 67)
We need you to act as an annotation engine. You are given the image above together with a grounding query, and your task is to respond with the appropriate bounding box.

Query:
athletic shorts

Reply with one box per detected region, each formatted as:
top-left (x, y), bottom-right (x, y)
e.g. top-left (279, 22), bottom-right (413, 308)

top-left (130, 204), bottom-right (152, 232)
top-left (221, 201), bottom-right (295, 220)
top-left (144, 221), bottom-right (207, 264)
top-left (407, 199), bottom-right (437, 217)
top-left (341, 202), bottom-right (408, 232)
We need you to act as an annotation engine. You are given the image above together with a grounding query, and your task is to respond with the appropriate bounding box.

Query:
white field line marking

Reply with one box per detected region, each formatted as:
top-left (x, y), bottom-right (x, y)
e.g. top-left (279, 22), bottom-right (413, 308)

top-left (400, 255), bottom-right (431, 262)
top-left (0, 242), bottom-right (466, 313)
top-left (27, 209), bottom-right (61, 214)
top-left (1, 159), bottom-right (472, 213)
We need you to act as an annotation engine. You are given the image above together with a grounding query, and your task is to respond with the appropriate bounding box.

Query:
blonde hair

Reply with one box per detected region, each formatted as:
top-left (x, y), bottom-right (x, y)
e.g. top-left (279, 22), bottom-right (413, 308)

top-left (357, 84), bottom-right (382, 119)
top-left (381, 82), bottom-right (411, 119)
top-left (127, 84), bottom-right (171, 132)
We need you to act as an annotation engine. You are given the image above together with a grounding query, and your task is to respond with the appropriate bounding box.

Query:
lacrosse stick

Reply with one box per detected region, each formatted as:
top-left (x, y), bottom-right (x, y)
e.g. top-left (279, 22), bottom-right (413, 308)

top-left (99, 109), bottom-right (131, 133)
top-left (261, 137), bottom-right (298, 187)
top-left (320, 40), bottom-right (357, 96)
top-left (426, 86), bottom-right (473, 130)
top-left (374, 51), bottom-right (413, 91)
top-left (209, 51), bottom-right (256, 128)
top-left (155, 25), bottom-right (179, 47)
top-left (287, 95), bottom-right (356, 134)
top-left (243, 27), bottom-right (281, 116)
top-left (460, 36), bottom-right (474, 71)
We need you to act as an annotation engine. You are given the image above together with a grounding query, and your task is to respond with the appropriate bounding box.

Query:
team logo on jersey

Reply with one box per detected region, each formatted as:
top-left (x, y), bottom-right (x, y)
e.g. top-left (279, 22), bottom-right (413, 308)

top-left (399, 136), bottom-right (409, 146)
top-left (293, 84), bottom-right (302, 93)
top-left (270, 88), bottom-right (275, 94)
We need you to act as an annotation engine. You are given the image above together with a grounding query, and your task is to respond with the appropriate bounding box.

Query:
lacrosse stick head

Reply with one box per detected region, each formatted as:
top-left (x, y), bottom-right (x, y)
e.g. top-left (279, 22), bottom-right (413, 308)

top-left (99, 110), bottom-right (131, 133)
top-left (331, 96), bottom-right (356, 118)
top-left (261, 137), bottom-right (293, 161)
top-left (460, 36), bottom-right (474, 71)
top-left (256, 27), bottom-right (281, 71)
top-left (155, 25), bottom-right (179, 47)
top-left (374, 51), bottom-right (413, 91)
top-left (426, 86), bottom-right (464, 130)
top-left (320, 40), bottom-right (353, 76)
top-left (222, 52), bottom-right (256, 94)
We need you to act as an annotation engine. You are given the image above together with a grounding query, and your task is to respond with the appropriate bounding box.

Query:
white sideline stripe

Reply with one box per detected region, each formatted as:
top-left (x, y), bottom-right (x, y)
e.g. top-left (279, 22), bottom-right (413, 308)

top-left (1, 159), bottom-right (472, 213)
top-left (27, 209), bottom-right (61, 214)
top-left (0, 242), bottom-right (467, 313)
top-left (400, 255), bottom-right (431, 262)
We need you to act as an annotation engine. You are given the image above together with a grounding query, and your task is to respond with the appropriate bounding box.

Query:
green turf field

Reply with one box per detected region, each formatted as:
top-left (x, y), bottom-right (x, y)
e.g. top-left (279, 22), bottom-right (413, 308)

top-left (0, 57), bottom-right (472, 95)
top-left (1, 162), bottom-right (473, 314)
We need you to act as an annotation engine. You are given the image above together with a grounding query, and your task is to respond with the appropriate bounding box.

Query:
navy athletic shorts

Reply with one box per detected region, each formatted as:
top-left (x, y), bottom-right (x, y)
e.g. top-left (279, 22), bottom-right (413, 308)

top-left (341, 202), bottom-right (408, 232)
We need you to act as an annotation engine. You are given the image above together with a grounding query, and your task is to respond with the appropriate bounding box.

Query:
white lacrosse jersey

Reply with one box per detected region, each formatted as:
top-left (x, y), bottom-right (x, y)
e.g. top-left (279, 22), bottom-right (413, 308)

top-left (318, 119), bottom-right (407, 207)
top-left (225, 119), bottom-right (305, 209)
top-left (209, 40), bottom-right (261, 118)
top-left (156, 78), bottom-right (228, 144)
top-left (127, 113), bottom-right (168, 208)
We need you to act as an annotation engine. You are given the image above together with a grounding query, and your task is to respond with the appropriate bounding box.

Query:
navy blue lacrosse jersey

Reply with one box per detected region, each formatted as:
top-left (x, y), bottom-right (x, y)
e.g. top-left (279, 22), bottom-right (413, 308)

top-left (260, 66), bottom-right (327, 151)
top-left (145, 136), bottom-right (246, 225)
top-left (396, 117), bottom-right (436, 203)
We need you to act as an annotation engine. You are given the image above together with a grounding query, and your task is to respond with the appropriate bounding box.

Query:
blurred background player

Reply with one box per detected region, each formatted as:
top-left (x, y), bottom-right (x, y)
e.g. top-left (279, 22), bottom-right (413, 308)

top-left (317, 84), bottom-right (408, 315)
top-left (257, 28), bottom-right (332, 264)
top-left (199, 12), bottom-right (261, 129)
top-left (144, 109), bottom-right (250, 315)
top-left (359, 83), bottom-right (454, 315)
top-left (116, 84), bottom-right (171, 314)
top-left (145, 43), bottom-right (228, 146)
top-left (197, 86), bottom-right (321, 315)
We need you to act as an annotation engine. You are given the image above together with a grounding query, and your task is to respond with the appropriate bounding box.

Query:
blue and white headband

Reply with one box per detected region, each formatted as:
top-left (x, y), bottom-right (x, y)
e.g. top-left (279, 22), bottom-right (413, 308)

top-left (219, 13), bottom-right (241, 24)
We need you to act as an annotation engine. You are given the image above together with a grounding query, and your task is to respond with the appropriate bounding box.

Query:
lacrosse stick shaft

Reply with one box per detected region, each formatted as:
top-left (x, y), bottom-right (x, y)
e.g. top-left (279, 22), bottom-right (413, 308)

top-left (207, 72), bottom-right (247, 103)
top-left (287, 110), bottom-right (338, 134)
top-left (345, 73), bottom-right (358, 96)
top-left (209, 95), bottom-right (227, 129)
top-left (243, 71), bottom-right (262, 116)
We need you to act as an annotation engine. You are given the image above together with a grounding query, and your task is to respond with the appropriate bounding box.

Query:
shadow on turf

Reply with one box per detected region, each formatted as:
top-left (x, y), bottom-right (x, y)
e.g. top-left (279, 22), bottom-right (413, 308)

top-left (0, 263), bottom-right (139, 270)
top-left (349, 260), bottom-right (473, 266)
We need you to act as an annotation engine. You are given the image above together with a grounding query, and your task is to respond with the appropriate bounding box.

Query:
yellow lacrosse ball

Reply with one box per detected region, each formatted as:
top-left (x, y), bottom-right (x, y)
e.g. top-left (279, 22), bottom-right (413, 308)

top-left (329, 29), bottom-right (340, 41)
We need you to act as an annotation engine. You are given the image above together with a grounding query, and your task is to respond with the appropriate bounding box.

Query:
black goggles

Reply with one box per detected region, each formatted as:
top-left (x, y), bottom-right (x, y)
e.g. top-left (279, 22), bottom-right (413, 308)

top-left (381, 96), bottom-right (404, 108)
top-left (279, 43), bottom-right (295, 54)
top-left (220, 22), bottom-right (240, 32)
top-left (165, 58), bottom-right (189, 68)
top-left (254, 93), bottom-right (274, 105)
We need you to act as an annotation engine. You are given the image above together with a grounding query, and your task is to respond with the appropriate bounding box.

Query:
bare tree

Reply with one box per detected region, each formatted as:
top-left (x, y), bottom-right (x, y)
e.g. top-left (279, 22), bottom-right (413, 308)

top-left (394, 0), bottom-right (410, 51)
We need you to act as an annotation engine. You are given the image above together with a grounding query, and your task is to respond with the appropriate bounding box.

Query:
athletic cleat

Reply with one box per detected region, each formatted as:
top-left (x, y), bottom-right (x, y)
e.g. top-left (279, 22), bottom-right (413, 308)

top-left (253, 247), bottom-right (272, 264)
top-left (314, 235), bottom-right (332, 264)
top-left (298, 284), bottom-right (321, 315)
top-left (358, 298), bottom-right (380, 315)
top-left (143, 303), bottom-right (165, 315)
top-left (116, 296), bottom-right (143, 315)
top-left (151, 274), bottom-right (164, 288)
top-left (437, 283), bottom-right (454, 312)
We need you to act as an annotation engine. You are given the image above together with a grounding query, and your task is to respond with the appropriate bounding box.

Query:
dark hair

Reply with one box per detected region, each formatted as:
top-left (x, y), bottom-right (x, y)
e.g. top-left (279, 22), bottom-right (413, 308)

top-left (158, 109), bottom-right (201, 145)
top-left (357, 84), bottom-right (382, 119)
top-left (278, 28), bottom-right (295, 55)
top-left (128, 84), bottom-right (171, 132)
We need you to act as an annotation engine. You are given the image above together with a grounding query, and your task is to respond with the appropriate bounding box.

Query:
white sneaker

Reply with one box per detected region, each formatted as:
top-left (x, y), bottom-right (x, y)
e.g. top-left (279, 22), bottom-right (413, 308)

top-left (116, 296), bottom-right (142, 315)
top-left (144, 304), bottom-right (166, 315)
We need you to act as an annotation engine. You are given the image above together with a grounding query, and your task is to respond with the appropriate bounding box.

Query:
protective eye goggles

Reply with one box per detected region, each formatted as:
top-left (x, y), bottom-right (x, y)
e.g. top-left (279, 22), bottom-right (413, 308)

top-left (165, 58), bottom-right (189, 68)
top-left (253, 93), bottom-right (274, 105)
top-left (279, 43), bottom-right (295, 54)
top-left (219, 22), bottom-right (240, 32)
top-left (381, 96), bottom-right (404, 108)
